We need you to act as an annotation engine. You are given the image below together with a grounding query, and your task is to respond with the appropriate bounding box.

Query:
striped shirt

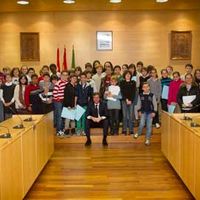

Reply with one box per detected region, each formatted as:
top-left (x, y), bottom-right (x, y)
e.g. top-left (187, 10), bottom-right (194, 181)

top-left (53, 80), bottom-right (68, 102)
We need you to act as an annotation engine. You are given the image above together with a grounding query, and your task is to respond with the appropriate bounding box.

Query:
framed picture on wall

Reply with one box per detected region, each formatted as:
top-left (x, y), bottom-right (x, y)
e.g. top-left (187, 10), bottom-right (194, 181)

top-left (96, 31), bottom-right (113, 51)
top-left (171, 31), bottom-right (192, 60)
top-left (20, 32), bottom-right (40, 61)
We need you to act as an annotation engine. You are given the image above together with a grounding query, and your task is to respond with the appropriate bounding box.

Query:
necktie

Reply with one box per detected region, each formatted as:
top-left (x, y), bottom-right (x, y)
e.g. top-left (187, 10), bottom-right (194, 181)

top-left (95, 104), bottom-right (98, 117)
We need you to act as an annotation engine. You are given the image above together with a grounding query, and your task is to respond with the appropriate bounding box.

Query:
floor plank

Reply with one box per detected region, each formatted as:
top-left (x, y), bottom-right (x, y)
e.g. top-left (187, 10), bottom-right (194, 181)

top-left (25, 135), bottom-right (194, 200)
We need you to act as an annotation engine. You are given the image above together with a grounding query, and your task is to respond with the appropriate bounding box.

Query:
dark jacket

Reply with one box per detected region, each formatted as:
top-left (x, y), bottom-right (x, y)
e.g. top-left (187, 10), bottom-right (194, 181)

top-left (63, 83), bottom-right (76, 108)
top-left (177, 84), bottom-right (200, 112)
top-left (138, 93), bottom-right (157, 114)
top-left (120, 80), bottom-right (136, 101)
top-left (75, 83), bottom-right (93, 106)
top-left (86, 101), bottom-right (108, 118)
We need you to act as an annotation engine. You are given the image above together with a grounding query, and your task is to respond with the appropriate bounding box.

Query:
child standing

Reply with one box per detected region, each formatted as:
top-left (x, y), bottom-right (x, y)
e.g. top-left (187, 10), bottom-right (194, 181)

top-left (14, 75), bottom-right (28, 114)
top-left (139, 67), bottom-right (150, 94)
top-left (166, 66), bottom-right (174, 79)
top-left (99, 65), bottom-right (113, 98)
top-left (147, 68), bottom-right (161, 128)
top-left (113, 65), bottom-right (122, 81)
top-left (92, 64), bottom-right (105, 93)
top-left (134, 82), bottom-right (157, 146)
top-left (181, 64), bottom-right (193, 81)
top-left (75, 72), bottom-right (93, 136)
top-left (53, 71), bottom-right (69, 136)
top-left (120, 70), bottom-right (136, 135)
top-left (24, 74), bottom-right (41, 114)
top-left (160, 69), bottom-right (172, 112)
top-left (168, 72), bottom-right (183, 110)
top-left (1, 74), bottom-right (16, 119)
top-left (129, 64), bottom-right (140, 126)
top-left (39, 73), bottom-right (54, 114)
top-left (86, 71), bottom-right (97, 93)
top-left (104, 76), bottom-right (122, 135)
top-left (63, 75), bottom-right (77, 136)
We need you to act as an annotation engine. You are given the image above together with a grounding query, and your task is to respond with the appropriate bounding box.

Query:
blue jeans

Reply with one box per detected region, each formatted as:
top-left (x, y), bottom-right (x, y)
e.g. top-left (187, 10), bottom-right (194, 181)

top-left (138, 112), bottom-right (153, 139)
top-left (53, 101), bottom-right (64, 132)
top-left (122, 100), bottom-right (134, 133)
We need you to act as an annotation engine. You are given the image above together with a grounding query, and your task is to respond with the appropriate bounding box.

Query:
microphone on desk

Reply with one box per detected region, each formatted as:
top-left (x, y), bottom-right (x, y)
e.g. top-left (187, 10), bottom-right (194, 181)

top-left (182, 104), bottom-right (200, 121)
top-left (8, 107), bottom-right (25, 129)
top-left (190, 114), bottom-right (200, 127)
top-left (24, 115), bottom-right (33, 122)
top-left (0, 125), bottom-right (11, 139)
top-left (182, 114), bottom-right (192, 121)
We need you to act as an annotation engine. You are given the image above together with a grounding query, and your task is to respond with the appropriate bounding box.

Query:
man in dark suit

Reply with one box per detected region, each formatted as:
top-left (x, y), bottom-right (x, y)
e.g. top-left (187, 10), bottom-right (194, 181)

top-left (85, 92), bottom-right (108, 146)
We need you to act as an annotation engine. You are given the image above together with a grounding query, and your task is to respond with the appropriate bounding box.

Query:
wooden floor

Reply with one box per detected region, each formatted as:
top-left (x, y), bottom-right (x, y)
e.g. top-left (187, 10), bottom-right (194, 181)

top-left (25, 130), bottom-right (194, 200)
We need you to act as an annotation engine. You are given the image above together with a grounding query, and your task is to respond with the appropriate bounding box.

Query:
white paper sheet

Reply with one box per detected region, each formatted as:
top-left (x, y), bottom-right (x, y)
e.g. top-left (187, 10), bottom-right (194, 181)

top-left (161, 85), bottom-right (169, 100)
top-left (183, 95), bottom-right (196, 106)
top-left (108, 85), bottom-right (120, 96)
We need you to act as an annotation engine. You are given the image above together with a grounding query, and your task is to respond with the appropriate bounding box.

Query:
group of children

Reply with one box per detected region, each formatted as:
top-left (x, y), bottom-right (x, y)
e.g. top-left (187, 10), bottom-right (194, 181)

top-left (1, 61), bottom-right (200, 145)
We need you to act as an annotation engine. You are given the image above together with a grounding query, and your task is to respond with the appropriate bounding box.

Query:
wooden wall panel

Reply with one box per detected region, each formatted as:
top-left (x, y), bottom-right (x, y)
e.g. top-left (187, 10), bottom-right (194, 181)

top-left (0, 11), bottom-right (199, 73)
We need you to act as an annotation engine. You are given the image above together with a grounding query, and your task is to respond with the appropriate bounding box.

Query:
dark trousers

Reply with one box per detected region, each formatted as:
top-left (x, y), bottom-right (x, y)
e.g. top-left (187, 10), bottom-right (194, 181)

top-left (161, 99), bottom-right (168, 112)
top-left (0, 101), bottom-right (4, 122)
top-left (42, 103), bottom-right (53, 114)
top-left (31, 95), bottom-right (42, 114)
top-left (108, 109), bottom-right (120, 134)
top-left (153, 111), bottom-right (159, 124)
top-left (53, 102), bottom-right (64, 132)
top-left (86, 118), bottom-right (108, 139)
top-left (153, 103), bottom-right (159, 124)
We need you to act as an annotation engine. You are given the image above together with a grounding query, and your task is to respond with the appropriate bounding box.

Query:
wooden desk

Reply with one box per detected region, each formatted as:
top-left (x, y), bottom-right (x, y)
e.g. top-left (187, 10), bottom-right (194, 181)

top-left (0, 113), bottom-right (54, 200)
top-left (161, 112), bottom-right (200, 200)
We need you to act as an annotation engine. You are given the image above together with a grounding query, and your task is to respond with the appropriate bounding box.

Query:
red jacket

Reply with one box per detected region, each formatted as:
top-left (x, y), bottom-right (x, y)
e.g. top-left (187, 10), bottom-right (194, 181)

top-left (38, 76), bottom-right (44, 82)
top-left (168, 79), bottom-right (183, 105)
top-left (24, 84), bottom-right (39, 107)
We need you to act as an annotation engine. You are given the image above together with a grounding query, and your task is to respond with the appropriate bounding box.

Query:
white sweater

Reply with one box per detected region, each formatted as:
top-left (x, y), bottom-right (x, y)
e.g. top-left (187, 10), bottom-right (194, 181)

top-left (14, 85), bottom-right (26, 109)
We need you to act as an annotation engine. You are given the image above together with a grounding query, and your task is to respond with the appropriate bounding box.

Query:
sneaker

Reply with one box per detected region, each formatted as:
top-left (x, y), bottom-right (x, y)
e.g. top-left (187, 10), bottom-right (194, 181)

top-left (145, 139), bottom-right (151, 146)
top-left (76, 131), bottom-right (81, 136)
top-left (155, 123), bottom-right (160, 129)
top-left (57, 130), bottom-right (64, 138)
top-left (133, 133), bottom-right (139, 139)
top-left (81, 131), bottom-right (86, 136)
top-left (76, 129), bottom-right (81, 136)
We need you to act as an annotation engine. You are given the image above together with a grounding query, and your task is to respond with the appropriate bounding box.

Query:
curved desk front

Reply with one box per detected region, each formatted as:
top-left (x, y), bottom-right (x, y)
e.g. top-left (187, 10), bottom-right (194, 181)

top-left (0, 112), bottom-right (54, 200)
top-left (161, 112), bottom-right (200, 200)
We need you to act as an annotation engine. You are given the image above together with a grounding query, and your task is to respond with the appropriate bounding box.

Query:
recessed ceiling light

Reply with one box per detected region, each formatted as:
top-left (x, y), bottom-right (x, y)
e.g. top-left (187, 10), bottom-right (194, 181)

top-left (156, 0), bottom-right (168, 3)
top-left (63, 0), bottom-right (75, 4)
top-left (17, 0), bottom-right (29, 5)
top-left (110, 0), bottom-right (122, 3)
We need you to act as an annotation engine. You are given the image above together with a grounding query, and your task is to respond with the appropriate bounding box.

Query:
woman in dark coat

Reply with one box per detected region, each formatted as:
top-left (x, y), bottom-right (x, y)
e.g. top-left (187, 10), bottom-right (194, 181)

top-left (177, 73), bottom-right (200, 113)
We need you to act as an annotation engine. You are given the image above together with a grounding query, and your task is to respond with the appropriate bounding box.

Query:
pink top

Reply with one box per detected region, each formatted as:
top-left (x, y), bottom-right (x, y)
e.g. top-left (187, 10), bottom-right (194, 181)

top-left (168, 79), bottom-right (184, 105)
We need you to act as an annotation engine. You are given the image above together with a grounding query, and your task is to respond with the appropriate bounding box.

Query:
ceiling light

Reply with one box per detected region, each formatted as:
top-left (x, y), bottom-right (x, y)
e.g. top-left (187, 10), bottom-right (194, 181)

top-left (63, 0), bottom-right (75, 4)
top-left (156, 0), bottom-right (168, 3)
top-left (110, 0), bottom-right (122, 3)
top-left (17, 0), bottom-right (29, 5)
